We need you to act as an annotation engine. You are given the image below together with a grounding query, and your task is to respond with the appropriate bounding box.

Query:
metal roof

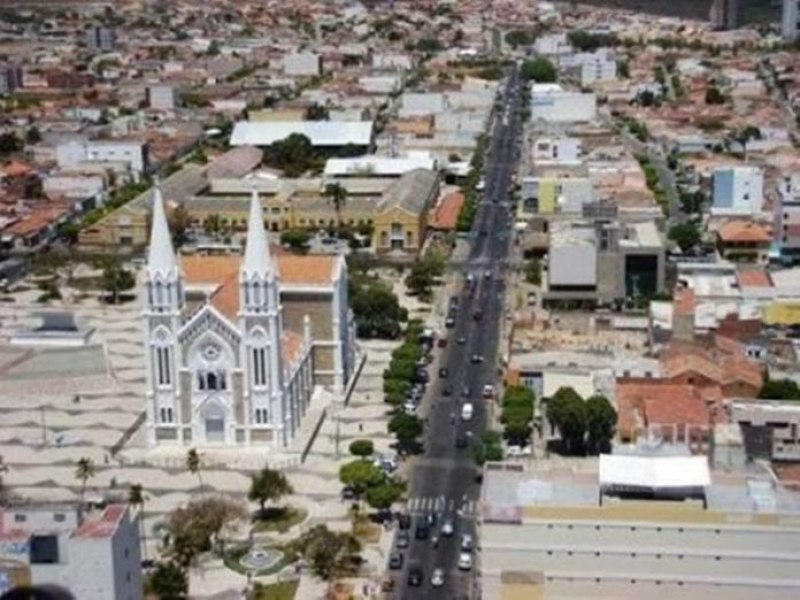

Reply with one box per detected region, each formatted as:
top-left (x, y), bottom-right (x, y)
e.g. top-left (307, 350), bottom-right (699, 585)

top-left (599, 454), bottom-right (711, 489)
top-left (230, 121), bottom-right (374, 147)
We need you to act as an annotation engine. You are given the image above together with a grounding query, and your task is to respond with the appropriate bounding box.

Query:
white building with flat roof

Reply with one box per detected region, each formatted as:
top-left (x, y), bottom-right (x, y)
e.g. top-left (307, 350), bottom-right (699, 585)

top-left (530, 84), bottom-right (596, 123)
top-left (283, 52), bottom-right (321, 77)
top-left (711, 166), bottom-right (764, 216)
top-left (230, 121), bottom-right (374, 148)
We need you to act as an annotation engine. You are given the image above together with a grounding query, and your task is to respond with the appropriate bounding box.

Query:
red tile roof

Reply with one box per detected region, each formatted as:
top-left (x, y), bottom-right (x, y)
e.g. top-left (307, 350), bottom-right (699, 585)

top-left (429, 191), bottom-right (464, 230)
top-left (71, 504), bottom-right (126, 539)
top-left (3, 206), bottom-right (69, 238)
top-left (661, 337), bottom-right (763, 391)
top-left (736, 268), bottom-right (772, 288)
top-left (717, 220), bottom-right (771, 243)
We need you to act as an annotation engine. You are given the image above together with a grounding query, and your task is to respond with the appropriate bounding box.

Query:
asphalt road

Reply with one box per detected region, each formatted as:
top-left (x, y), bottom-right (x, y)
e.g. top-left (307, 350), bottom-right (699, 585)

top-left (388, 65), bottom-right (522, 599)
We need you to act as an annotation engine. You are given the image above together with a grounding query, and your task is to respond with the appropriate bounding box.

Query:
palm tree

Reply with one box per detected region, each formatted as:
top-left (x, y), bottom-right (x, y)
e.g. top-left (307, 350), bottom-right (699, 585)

top-left (75, 457), bottom-right (95, 504)
top-left (325, 183), bottom-right (347, 228)
top-left (129, 483), bottom-right (147, 561)
top-left (186, 448), bottom-right (203, 489)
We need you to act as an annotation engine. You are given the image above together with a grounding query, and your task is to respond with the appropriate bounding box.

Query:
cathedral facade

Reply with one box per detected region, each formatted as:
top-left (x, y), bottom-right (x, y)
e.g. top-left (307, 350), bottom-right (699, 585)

top-left (142, 187), bottom-right (354, 448)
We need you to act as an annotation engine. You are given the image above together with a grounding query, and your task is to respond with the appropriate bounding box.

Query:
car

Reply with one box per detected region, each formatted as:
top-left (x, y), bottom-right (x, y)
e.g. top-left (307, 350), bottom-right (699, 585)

top-left (396, 531), bottom-right (410, 548)
top-left (404, 402), bottom-right (417, 415)
top-left (458, 552), bottom-right (473, 571)
top-left (389, 552), bottom-right (404, 570)
top-left (483, 384), bottom-right (495, 398)
top-left (471, 354), bottom-right (484, 364)
top-left (473, 310), bottom-right (483, 321)
top-left (460, 534), bottom-right (474, 552)
top-left (408, 565), bottom-right (424, 587)
top-left (398, 513), bottom-right (411, 530)
top-left (439, 367), bottom-right (448, 378)
top-left (457, 336), bottom-right (467, 345)
top-left (431, 568), bottom-right (445, 587)
top-left (484, 270), bottom-right (492, 280)
top-left (415, 523), bottom-right (430, 540)
top-left (455, 433), bottom-right (469, 448)
top-left (461, 385), bottom-right (471, 398)
top-left (445, 316), bottom-right (456, 328)
top-left (443, 385), bottom-right (453, 396)
top-left (441, 519), bottom-right (454, 537)
top-left (479, 229), bottom-right (488, 237)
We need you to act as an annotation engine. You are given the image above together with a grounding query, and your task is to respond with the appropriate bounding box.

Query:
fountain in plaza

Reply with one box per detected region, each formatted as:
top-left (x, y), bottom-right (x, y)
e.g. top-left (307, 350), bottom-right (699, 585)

top-left (239, 546), bottom-right (284, 572)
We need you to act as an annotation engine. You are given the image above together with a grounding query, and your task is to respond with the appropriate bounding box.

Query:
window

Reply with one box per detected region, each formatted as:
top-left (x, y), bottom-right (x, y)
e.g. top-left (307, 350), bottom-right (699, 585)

top-left (159, 407), bottom-right (174, 423)
top-left (253, 348), bottom-right (267, 387)
top-left (197, 370), bottom-right (227, 391)
top-left (155, 347), bottom-right (171, 386)
top-left (254, 408), bottom-right (268, 424)
top-left (14, 514), bottom-right (26, 523)
top-left (53, 513), bottom-right (65, 522)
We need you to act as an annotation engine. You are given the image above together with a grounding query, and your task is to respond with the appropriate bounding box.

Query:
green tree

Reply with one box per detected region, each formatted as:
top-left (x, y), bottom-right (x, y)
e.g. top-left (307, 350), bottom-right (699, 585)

top-left (521, 57), bottom-right (557, 83)
top-left (349, 279), bottom-right (406, 339)
top-left (298, 525), bottom-right (361, 580)
top-left (148, 561), bottom-right (188, 599)
top-left (263, 133), bottom-right (317, 177)
top-left (248, 467), bottom-right (293, 514)
top-left (101, 260), bottom-right (136, 304)
top-left (547, 387), bottom-right (586, 455)
top-left (25, 126), bottom-right (41, 145)
top-left (758, 378), bottom-right (800, 400)
top-left (339, 460), bottom-right (384, 494)
top-left (505, 29), bottom-right (537, 49)
top-left (585, 395), bottom-right (617, 454)
top-left (57, 221), bottom-right (81, 245)
top-left (305, 102), bottom-right (329, 121)
top-left (348, 439), bottom-right (374, 459)
top-left (416, 37), bottom-right (442, 53)
top-left (280, 228), bottom-right (310, 250)
top-left (325, 182), bottom-right (347, 227)
top-left (168, 204), bottom-right (191, 247)
top-left (501, 386), bottom-right (536, 446)
top-left (705, 85), bottom-right (725, 105)
top-left (668, 222), bottom-right (701, 253)
top-left (75, 457), bottom-right (96, 504)
top-left (185, 448), bottom-right (203, 489)
top-left (0, 132), bottom-right (21, 155)
top-left (129, 483), bottom-right (148, 561)
top-left (524, 257), bottom-right (542, 285)
top-left (364, 481), bottom-right (404, 510)
top-left (166, 496), bottom-right (246, 566)
top-left (388, 413), bottom-right (423, 452)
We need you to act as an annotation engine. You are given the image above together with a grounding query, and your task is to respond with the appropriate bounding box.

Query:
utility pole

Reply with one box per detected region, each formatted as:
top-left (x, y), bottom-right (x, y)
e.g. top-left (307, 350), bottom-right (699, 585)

top-left (40, 405), bottom-right (46, 447)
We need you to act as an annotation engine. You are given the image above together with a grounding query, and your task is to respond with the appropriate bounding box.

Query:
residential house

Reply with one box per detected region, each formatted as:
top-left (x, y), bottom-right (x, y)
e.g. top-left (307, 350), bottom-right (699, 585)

top-left (716, 220), bottom-right (771, 262)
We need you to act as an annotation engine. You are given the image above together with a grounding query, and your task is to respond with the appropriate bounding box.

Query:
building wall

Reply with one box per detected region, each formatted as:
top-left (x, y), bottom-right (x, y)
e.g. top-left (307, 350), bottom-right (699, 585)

top-left (78, 205), bottom-right (149, 248)
top-left (373, 206), bottom-right (424, 254)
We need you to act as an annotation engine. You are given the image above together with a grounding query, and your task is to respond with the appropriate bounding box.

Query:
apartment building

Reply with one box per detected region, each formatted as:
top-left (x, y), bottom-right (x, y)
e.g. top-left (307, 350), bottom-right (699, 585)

top-left (544, 215), bottom-right (665, 307)
top-left (774, 173), bottom-right (800, 264)
top-left (711, 166), bottom-right (764, 216)
top-left (0, 504), bottom-right (141, 600)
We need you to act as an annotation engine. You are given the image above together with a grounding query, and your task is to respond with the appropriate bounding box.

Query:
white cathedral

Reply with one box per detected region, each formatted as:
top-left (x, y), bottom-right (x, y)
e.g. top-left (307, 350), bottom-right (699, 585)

top-left (142, 187), bottom-right (355, 448)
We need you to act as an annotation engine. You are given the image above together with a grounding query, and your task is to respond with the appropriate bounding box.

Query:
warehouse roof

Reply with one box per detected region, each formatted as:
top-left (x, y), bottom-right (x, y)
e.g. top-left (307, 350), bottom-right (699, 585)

top-left (324, 154), bottom-right (435, 177)
top-left (230, 121), bottom-right (374, 147)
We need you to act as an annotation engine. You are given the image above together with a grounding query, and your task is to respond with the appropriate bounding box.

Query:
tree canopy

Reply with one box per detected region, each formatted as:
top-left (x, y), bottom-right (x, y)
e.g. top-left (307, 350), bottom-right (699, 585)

top-left (585, 395), bottom-right (617, 454)
top-left (758, 378), bottom-right (800, 400)
top-left (263, 133), bottom-right (319, 177)
top-left (500, 386), bottom-right (536, 446)
top-left (668, 222), bottom-right (701, 253)
top-left (520, 57), bottom-right (557, 83)
top-left (248, 467), bottom-right (293, 513)
top-left (147, 561), bottom-right (188, 599)
top-left (339, 459), bottom-right (385, 493)
top-left (547, 387), bottom-right (587, 455)
top-left (102, 259), bottom-right (136, 304)
top-left (296, 525), bottom-right (361, 580)
top-left (166, 496), bottom-right (246, 566)
top-left (364, 481), bottom-right (404, 510)
top-left (349, 278), bottom-right (407, 339)
top-left (404, 248), bottom-right (445, 301)
top-left (349, 439), bottom-right (374, 458)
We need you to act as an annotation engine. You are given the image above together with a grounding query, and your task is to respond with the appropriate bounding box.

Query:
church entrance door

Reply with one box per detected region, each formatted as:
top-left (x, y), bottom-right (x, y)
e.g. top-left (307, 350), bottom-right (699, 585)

top-left (205, 417), bottom-right (225, 442)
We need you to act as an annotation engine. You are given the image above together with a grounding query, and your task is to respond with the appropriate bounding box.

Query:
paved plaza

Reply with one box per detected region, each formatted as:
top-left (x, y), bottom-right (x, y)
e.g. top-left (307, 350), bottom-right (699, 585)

top-left (0, 270), bottom-right (426, 598)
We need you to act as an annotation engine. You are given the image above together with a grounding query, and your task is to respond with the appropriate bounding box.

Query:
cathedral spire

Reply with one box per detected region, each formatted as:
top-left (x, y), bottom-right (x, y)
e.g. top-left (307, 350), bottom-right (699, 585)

top-left (147, 181), bottom-right (177, 277)
top-left (243, 185), bottom-right (271, 277)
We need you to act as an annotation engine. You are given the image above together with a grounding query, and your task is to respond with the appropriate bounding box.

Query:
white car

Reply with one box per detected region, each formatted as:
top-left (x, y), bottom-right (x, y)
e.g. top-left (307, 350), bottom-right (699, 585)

top-left (441, 520), bottom-right (454, 537)
top-left (431, 568), bottom-right (445, 587)
top-left (457, 552), bottom-right (473, 571)
top-left (505, 445), bottom-right (532, 458)
top-left (460, 534), bottom-right (474, 552)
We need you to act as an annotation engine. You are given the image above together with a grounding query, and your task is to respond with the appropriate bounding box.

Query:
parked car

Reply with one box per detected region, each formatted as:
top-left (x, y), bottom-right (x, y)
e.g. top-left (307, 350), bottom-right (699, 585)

top-left (397, 531), bottom-right (410, 548)
top-left (415, 522), bottom-right (430, 540)
top-left (398, 513), bottom-right (411, 530)
top-left (457, 552), bottom-right (473, 571)
top-left (470, 354), bottom-right (484, 364)
top-left (473, 310), bottom-right (483, 321)
top-left (431, 568), bottom-right (445, 587)
top-left (461, 534), bottom-right (474, 552)
top-left (457, 336), bottom-right (467, 345)
top-left (461, 385), bottom-right (471, 398)
top-left (389, 552), bottom-right (404, 570)
top-left (483, 384), bottom-right (495, 398)
top-left (441, 519), bottom-right (454, 537)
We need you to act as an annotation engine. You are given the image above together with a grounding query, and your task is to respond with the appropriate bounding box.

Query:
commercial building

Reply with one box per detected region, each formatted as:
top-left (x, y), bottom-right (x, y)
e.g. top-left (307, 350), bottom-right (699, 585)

top-left (544, 216), bottom-right (665, 308)
top-left (711, 166), bottom-right (764, 216)
top-left (142, 188), bottom-right (354, 447)
top-left (481, 456), bottom-right (800, 600)
top-left (773, 174), bottom-right (800, 264)
top-left (519, 176), bottom-right (594, 216)
top-left (0, 504), bottom-right (141, 600)
top-left (532, 137), bottom-right (582, 165)
top-left (230, 121), bottom-right (374, 151)
top-left (730, 399), bottom-right (800, 461)
top-left (530, 84), bottom-right (597, 123)
top-left (784, 0), bottom-right (800, 41)
top-left (56, 140), bottom-right (150, 177)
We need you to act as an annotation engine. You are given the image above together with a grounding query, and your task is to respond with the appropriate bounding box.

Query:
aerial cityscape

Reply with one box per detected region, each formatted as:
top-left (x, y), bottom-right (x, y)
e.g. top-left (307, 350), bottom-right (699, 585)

top-left (0, 0), bottom-right (799, 599)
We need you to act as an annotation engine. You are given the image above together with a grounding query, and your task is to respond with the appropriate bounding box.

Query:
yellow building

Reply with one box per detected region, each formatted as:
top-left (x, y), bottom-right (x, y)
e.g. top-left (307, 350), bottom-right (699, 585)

top-left (373, 169), bottom-right (439, 254)
top-left (763, 301), bottom-right (800, 326)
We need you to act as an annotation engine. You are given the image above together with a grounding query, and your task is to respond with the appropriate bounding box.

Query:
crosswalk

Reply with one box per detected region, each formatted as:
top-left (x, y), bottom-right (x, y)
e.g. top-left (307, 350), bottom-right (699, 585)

top-left (406, 495), bottom-right (481, 518)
